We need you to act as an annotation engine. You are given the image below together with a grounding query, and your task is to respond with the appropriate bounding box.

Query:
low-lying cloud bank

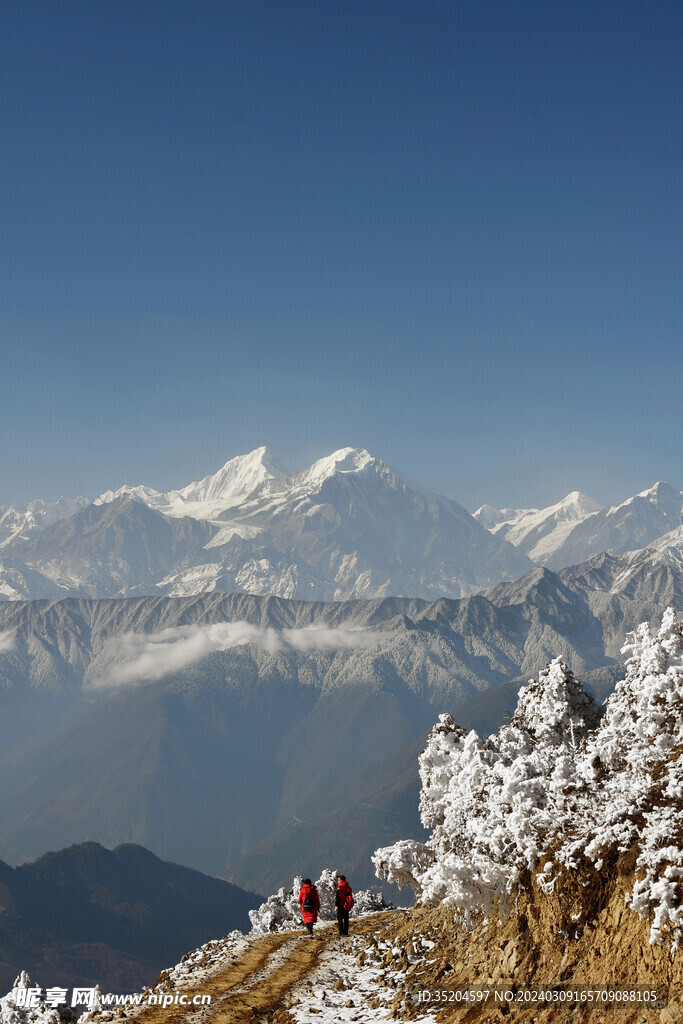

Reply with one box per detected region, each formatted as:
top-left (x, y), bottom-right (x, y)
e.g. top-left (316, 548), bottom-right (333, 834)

top-left (91, 622), bottom-right (378, 688)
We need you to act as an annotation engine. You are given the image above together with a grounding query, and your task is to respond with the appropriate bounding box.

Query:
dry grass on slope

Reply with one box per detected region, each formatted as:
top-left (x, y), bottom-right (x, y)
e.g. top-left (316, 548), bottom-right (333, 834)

top-left (374, 849), bottom-right (682, 1024)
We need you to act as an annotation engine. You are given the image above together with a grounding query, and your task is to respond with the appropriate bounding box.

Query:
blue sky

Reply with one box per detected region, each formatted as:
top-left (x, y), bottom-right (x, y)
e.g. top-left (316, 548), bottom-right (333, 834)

top-left (1, 0), bottom-right (681, 511)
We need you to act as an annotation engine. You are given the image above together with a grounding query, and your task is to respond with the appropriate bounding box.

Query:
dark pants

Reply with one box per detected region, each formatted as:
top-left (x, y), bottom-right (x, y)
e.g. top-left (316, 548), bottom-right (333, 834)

top-left (305, 921), bottom-right (313, 934)
top-left (336, 908), bottom-right (349, 935)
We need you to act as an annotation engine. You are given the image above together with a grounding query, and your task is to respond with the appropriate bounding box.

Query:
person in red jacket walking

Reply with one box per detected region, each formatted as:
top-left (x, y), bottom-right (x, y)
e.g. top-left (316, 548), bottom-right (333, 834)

top-left (298, 878), bottom-right (320, 935)
top-left (334, 874), bottom-right (354, 936)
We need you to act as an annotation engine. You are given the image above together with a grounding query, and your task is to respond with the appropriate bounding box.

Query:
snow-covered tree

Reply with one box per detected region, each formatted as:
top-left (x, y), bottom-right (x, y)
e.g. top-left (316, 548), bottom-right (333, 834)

top-left (374, 658), bottom-right (600, 924)
top-left (556, 608), bottom-right (683, 947)
top-left (374, 611), bottom-right (683, 949)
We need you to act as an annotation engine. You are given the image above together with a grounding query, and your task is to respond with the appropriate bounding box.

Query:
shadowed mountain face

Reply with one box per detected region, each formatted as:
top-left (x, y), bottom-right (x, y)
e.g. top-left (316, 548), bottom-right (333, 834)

top-left (0, 842), bottom-right (261, 995)
top-left (1, 546), bottom-right (680, 893)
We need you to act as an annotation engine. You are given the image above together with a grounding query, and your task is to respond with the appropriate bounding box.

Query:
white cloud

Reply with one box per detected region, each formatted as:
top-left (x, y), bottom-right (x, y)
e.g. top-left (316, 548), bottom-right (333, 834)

top-left (0, 630), bottom-right (15, 654)
top-left (90, 622), bottom-right (377, 688)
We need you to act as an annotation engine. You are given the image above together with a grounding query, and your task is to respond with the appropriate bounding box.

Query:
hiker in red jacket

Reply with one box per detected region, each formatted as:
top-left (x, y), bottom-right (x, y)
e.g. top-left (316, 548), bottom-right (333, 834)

top-left (298, 878), bottom-right (320, 935)
top-left (334, 874), bottom-right (354, 936)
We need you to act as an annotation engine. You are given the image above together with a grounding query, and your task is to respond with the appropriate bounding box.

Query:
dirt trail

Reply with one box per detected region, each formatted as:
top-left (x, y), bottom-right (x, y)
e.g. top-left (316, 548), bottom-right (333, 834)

top-left (133, 931), bottom-right (295, 1024)
top-left (130, 914), bottom-right (396, 1024)
top-left (205, 932), bottom-right (327, 1024)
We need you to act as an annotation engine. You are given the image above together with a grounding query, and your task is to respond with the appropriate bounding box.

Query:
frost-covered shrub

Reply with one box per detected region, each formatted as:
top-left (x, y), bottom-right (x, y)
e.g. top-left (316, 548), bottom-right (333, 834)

top-left (417, 714), bottom-right (467, 828)
top-left (0, 973), bottom-right (63, 1024)
top-left (248, 877), bottom-right (304, 933)
top-left (498, 654), bottom-right (602, 762)
top-left (628, 788), bottom-right (683, 948)
top-left (354, 886), bottom-right (393, 915)
top-left (248, 868), bottom-right (392, 933)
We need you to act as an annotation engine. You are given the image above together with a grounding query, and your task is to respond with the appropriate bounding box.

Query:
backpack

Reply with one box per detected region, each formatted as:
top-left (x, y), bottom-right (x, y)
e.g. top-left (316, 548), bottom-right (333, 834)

top-left (302, 889), bottom-right (315, 912)
top-left (337, 883), bottom-right (354, 911)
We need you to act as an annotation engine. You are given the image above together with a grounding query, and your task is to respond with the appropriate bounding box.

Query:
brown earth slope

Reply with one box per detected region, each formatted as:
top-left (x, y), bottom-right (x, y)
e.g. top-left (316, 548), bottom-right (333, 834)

top-left (374, 857), bottom-right (682, 1024)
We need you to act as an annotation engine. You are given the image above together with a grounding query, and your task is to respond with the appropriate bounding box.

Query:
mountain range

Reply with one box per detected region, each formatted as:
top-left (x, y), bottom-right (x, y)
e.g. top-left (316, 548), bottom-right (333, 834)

top-left (1, 447), bottom-right (682, 900)
top-left (474, 480), bottom-right (683, 568)
top-left (0, 841), bottom-right (260, 995)
top-left (0, 446), bottom-right (534, 601)
top-left (1, 447), bottom-right (680, 604)
top-left (2, 522), bottom-right (683, 895)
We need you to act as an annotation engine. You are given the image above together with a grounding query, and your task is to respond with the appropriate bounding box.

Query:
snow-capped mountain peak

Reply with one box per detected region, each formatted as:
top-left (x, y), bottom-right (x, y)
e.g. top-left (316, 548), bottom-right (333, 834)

top-left (93, 447), bottom-right (289, 521)
top-left (557, 490), bottom-right (603, 515)
top-left (474, 490), bottom-right (604, 566)
top-left (474, 492), bottom-right (601, 539)
top-left (175, 446), bottom-right (288, 504)
top-left (0, 445), bottom-right (535, 602)
top-left (509, 491), bottom-right (603, 528)
top-left (648, 522), bottom-right (683, 552)
top-left (296, 447), bottom-right (375, 488)
top-left (479, 480), bottom-right (683, 570)
top-left (473, 503), bottom-right (538, 531)
top-left (0, 496), bottom-right (90, 549)
top-left (3, 450), bottom-right (681, 605)
top-left (94, 484), bottom-right (162, 507)
top-left (630, 480), bottom-right (682, 508)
